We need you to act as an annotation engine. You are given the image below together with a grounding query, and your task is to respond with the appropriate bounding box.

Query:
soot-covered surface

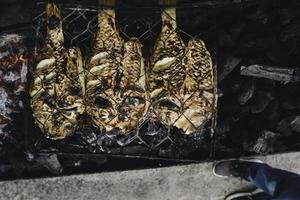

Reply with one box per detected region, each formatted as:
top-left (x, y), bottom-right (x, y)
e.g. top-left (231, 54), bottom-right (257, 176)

top-left (1, 0), bottom-right (300, 180)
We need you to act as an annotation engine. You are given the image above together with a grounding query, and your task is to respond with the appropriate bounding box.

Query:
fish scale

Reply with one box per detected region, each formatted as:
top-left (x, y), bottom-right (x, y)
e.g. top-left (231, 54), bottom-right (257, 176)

top-left (150, 5), bottom-right (216, 135)
top-left (30, 3), bottom-right (84, 139)
top-left (150, 7), bottom-right (186, 93)
top-left (186, 39), bottom-right (213, 90)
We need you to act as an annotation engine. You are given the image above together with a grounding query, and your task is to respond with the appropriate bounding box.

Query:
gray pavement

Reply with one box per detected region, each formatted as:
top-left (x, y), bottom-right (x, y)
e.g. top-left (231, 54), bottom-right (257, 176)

top-left (1, 152), bottom-right (300, 200)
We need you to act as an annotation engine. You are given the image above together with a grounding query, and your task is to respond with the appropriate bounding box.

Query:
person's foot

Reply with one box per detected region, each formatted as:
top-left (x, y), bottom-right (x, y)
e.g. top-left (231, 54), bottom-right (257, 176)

top-left (225, 188), bottom-right (268, 200)
top-left (213, 158), bottom-right (264, 178)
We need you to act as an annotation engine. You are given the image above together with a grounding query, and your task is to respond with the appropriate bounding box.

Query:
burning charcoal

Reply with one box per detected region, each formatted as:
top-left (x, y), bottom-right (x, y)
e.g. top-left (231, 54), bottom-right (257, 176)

top-left (0, 34), bottom-right (28, 140)
top-left (250, 130), bottom-right (279, 154)
top-left (240, 65), bottom-right (300, 83)
top-left (237, 78), bottom-right (256, 105)
top-left (250, 91), bottom-right (273, 113)
top-left (218, 55), bottom-right (241, 82)
top-left (290, 116), bottom-right (300, 133)
top-left (35, 153), bottom-right (63, 175)
top-left (0, 88), bottom-right (10, 119)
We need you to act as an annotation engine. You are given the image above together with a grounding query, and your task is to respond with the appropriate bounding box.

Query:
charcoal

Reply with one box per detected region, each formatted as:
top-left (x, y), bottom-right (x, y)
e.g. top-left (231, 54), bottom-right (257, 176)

top-left (78, 128), bottom-right (98, 145)
top-left (230, 24), bottom-right (246, 41)
top-left (262, 38), bottom-right (291, 64)
top-left (276, 119), bottom-right (293, 136)
top-left (216, 118), bottom-right (230, 136)
top-left (1, 0), bottom-right (300, 179)
top-left (73, 155), bottom-right (107, 167)
top-left (0, 140), bottom-right (3, 153)
top-left (250, 130), bottom-right (279, 154)
top-left (140, 122), bottom-right (169, 148)
top-left (35, 153), bottom-right (63, 175)
top-left (230, 80), bottom-right (242, 93)
top-left (0, 51), bottom-right (9, 60)
top-left (237, 78), bottom-right (256, 105)
top-left (247, 8), bottom-right (268, 24)
top-left (0, 34), bottom-right (28, 142)
top-left (250, 91), bottom-right (273, 113)
top-left (115, 132), bottom-right (137, 147)
top-left (6, 147), bottom-right (32, 176)
top-left (122, 146), bottom-right (150, 155)
top-left (0, 88), bottom-right (9, 118)
top-left (279, 21), bottom-right (300, 42)
top-left (0, 164), bottom-right (12, 175)
top-left (215, 143), bottom-right (241, 158)
top-left (266, 101), bottom-right (280, 126)
top-left (290, 116), bottom-right (300, 133)
top-left (218, 31), bottom-right (234, 48)
top-left (96, 135), bottom-right (116, 150)
top-left (218, 55), bottom-right (242, 82)
top-left (280, 101), bottom-right (297, 110)
top-left (158, 129), bottom-right (209, 158)
top-left (240, 65), bottom-right (300, 83)
top-left (278, 8), bottom-right (296, 26)
top-left (25, 151), bottom-right (35, 162)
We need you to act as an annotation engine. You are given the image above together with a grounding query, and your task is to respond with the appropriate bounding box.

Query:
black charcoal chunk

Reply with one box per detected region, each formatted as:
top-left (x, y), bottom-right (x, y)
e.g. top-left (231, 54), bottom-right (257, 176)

top-left (0, 164), bottom-right (12, 175)
top-left (276, 119), bottom-right (293, 136)
top-left (140, 122), bottom-right (169, 148)
top-left (290, 116), bottom-right (300, 133)
top-left (35, 153), bottom-right (63, 175)
top-left (237, 78), bottom-right (256, 105)
top-left (218, 31), bottom-right (234, 48)
top-left (247, 8), bottom-right (268, 24)
top-left (250, 130), bottom-right (278, 154)
top-left (218, 55), bottom-right (242, 82)
top-left (122, 146), bottom-right (150, 155)
top-left (216, 118), bottom-right (230, 136)
top-left (240, 65), bottom-right (300, 83)
top-left (250, 91), bottom-right (273, 113)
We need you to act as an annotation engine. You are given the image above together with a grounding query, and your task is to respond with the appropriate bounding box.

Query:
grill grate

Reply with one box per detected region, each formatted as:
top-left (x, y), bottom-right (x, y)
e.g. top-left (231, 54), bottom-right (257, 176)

top-left (29, 2), bottom-right (218, 159)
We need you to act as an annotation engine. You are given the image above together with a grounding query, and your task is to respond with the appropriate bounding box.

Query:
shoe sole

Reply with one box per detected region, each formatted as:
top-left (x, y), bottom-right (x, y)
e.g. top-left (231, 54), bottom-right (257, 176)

top-left (225, 188), bottom-right (263, 200)
top-left (212, 158), bottom-right (265, 178)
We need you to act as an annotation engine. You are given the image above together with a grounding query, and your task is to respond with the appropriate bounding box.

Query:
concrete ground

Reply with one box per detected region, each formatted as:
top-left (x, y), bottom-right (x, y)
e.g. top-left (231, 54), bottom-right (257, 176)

top-left (1, 152), bottom-right (300, 200)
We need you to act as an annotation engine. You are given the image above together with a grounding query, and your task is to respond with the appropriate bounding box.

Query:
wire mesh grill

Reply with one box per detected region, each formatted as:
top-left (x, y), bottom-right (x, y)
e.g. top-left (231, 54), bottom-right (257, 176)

top-left (30, 2), bottom-right (218, 158)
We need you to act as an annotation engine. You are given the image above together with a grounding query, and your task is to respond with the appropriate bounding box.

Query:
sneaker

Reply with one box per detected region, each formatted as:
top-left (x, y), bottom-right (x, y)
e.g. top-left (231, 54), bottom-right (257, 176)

top-left (213, 158), bottom-right (264, 178)
top-left (225, 188), bottom-right (266, 200)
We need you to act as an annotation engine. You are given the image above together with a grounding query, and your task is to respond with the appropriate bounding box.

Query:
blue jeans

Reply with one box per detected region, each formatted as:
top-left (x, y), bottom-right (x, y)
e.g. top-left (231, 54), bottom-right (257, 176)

top-left (244, 163), bottom-right (300, 200)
